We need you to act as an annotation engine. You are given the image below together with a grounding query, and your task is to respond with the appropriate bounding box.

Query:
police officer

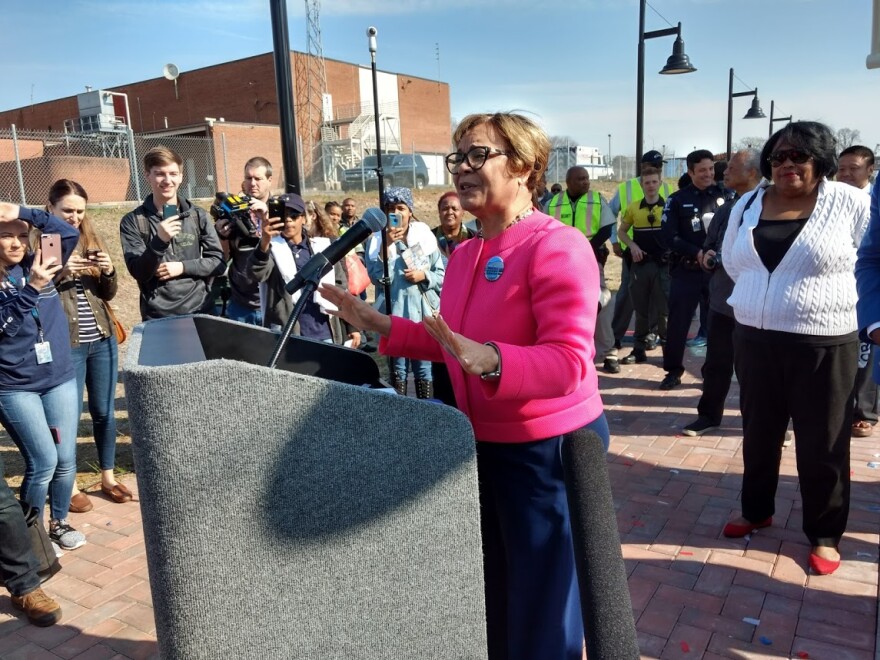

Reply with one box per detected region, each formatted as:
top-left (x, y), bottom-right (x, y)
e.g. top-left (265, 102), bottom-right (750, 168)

top-left (658, 149), bottom-right (729, 390)
top-left (546, 166), bottom-right (617, 372)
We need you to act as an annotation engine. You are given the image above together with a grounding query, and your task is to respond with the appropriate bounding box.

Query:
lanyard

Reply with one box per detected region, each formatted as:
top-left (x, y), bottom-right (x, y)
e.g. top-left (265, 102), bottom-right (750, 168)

top-left (5, 272), bottom-right (44, 340)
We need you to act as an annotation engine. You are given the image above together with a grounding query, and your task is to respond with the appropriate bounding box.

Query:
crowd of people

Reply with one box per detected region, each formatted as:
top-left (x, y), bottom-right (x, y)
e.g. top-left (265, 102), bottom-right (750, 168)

top-left (1, 117), bottom-right (878, 647)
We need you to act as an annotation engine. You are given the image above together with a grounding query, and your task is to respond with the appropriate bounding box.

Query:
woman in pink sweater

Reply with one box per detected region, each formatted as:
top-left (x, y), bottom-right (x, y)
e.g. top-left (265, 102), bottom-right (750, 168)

top-left (321, 112), bottom-right (608, 660)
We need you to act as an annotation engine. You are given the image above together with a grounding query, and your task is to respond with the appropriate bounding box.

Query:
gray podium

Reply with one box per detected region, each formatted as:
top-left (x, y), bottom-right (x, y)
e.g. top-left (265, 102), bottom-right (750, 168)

top-left (123, 316), bottom-right (487, 659)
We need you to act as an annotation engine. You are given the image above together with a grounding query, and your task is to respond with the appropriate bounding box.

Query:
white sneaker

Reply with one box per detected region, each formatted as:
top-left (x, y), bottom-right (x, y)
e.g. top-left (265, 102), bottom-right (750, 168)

top-left (49, 519), bottom-right (86, 550)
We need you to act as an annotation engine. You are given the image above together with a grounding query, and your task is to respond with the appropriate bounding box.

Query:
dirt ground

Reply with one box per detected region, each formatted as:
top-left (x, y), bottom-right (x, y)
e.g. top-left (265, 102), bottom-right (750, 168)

top-left (1, 182), bottom-right (627, 490)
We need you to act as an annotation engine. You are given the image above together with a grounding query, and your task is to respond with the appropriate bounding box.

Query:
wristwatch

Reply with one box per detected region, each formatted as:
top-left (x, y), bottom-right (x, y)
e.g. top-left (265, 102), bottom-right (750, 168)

top-left (480, 342), bottom-right (502, 381)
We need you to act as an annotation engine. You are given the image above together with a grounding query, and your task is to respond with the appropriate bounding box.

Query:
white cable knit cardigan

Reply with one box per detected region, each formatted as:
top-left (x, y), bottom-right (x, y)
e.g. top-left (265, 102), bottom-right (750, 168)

top-left (722, 179), bottom-right (870, 336)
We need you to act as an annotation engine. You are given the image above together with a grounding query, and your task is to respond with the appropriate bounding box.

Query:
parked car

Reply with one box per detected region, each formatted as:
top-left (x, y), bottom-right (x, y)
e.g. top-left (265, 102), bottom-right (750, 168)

top-left (342, 154), bottom-right (429, 191)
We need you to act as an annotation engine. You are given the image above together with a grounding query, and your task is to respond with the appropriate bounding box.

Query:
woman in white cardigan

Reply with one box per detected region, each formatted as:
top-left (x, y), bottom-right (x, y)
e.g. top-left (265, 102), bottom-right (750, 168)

top-left (721, 121), bottom-right (870, 575)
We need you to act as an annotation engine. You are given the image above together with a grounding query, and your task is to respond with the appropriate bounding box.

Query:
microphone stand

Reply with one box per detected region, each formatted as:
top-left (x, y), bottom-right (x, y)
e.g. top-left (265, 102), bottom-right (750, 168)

top-left (368, 27), bottom-right (394, 374)
top-left (266, 254), bottom-right (330, 369)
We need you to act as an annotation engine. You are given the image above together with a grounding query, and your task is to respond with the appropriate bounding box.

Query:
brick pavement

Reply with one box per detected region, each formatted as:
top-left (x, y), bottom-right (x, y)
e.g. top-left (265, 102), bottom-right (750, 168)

top-left (1, 339), bottom-right (878, 659)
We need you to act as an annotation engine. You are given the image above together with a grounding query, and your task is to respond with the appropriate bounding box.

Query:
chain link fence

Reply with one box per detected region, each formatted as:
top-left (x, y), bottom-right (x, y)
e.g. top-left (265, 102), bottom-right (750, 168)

top-left (0, 126), bottom-right (216, 205)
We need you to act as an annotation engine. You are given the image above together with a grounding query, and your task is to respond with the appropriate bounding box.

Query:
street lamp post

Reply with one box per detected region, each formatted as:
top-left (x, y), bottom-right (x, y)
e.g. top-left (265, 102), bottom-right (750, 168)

top-left (636, 0), bottom-right (696, 161)
top-left (607, 133), bottom-right (611, 178)
top-left (726, 67), bottom-right (765, 158)
top-left (768, 100), bottom-right (792, 138)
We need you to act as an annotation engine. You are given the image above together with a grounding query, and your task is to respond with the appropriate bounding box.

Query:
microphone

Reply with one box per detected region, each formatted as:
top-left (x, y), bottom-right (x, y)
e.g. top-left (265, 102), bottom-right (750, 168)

top-left (284, 207), bottom-right (387, 294)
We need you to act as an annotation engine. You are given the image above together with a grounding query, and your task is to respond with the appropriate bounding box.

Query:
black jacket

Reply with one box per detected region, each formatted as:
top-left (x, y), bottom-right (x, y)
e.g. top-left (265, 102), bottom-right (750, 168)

top-left (703, 198), bottom-right (737, 317)
top-left (120, 195), bottom-right (226, 320)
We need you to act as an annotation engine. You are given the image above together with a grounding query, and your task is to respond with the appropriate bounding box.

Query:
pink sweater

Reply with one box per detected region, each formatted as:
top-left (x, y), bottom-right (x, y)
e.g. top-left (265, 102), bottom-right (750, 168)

top-left (381, 212), bottom-right (604, 442)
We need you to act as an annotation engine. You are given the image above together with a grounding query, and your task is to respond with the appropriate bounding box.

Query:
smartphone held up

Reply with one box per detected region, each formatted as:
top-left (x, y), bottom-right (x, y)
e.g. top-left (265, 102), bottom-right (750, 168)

top-left (40, 233), bottom-right (63, 266)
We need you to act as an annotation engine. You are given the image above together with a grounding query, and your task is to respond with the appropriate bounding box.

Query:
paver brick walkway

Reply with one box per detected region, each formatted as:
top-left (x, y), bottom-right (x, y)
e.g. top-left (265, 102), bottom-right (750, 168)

top-left (1, 340), bottom-right (877, 659)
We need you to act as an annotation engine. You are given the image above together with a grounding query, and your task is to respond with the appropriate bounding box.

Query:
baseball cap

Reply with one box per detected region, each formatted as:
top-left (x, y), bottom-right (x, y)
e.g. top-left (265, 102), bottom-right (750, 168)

top-left (641, 150), bottom-right (666, 166)
top-left (279, 193), bottom-right (306, 214)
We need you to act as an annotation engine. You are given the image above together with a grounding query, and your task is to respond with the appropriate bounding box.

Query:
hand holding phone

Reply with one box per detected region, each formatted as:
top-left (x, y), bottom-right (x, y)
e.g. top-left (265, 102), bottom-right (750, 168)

top-left (157, 204), bottom-right (182, 245)
top-left (259, 216), bottom-right (285, 252)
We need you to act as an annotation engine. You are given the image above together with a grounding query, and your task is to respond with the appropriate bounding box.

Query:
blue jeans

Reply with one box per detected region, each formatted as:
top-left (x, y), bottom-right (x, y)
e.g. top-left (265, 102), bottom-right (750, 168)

top-left (392, 357), bottom-right (432, 384)
top-left (71, 337), bottom-right (118, 471)
top-left (225, 299), bottom-right (262, 326)
top-left (0, 378), bottom-right (80, 521)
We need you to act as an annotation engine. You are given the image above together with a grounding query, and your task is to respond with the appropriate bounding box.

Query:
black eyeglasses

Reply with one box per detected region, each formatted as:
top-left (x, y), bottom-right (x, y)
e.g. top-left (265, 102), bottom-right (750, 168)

top-left (768, 149), bottom-right (812, 167)
top-left (445, 146), bottom-right (510, 174)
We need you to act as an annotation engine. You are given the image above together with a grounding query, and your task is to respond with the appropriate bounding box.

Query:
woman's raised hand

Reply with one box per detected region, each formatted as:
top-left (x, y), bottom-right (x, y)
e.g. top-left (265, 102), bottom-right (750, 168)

top-left (29, 249), bottom-right (63, 291)
top-left (422, 315), bottom-right (499, 376)
top-left (318, 283), bottom-right (392, 337)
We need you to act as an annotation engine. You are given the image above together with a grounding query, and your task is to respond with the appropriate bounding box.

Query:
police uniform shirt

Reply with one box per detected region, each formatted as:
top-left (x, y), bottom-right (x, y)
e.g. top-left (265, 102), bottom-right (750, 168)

top-left (660, 184), bottom-right (728, 258)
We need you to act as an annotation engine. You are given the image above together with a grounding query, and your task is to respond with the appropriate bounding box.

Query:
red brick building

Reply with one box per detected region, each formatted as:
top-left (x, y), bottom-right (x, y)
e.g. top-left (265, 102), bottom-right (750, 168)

top-left (0, 51), bottom-right (451, 192)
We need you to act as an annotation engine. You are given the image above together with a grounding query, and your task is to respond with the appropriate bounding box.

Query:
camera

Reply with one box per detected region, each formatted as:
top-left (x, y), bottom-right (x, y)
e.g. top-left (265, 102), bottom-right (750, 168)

top-left (210, 192), bottom-right (258, 241)
top-left (704, 253), bottom-right (720, 269)
top-left (85, 249), bottom-right (100, 260)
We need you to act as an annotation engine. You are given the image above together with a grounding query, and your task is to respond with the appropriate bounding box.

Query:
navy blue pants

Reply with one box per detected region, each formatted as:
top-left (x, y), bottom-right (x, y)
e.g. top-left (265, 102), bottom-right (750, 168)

top-left (663, 267), bottom-right (710, 376)
top-left (477, 414), bottom-right (610, 660)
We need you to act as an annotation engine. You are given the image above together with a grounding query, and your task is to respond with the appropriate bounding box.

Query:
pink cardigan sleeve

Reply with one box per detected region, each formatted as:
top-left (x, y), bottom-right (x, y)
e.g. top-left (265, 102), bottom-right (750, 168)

top-left (380, 315), bottom-right (445, 362)
top-left (483, 227), bottom-right (598, 401)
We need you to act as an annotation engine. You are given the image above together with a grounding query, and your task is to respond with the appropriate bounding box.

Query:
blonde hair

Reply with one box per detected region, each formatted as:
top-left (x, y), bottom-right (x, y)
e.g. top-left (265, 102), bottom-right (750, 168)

top-left (306, 200), bottom-right (338, 239)
top-left (452, 112), bottom-right (550, 192)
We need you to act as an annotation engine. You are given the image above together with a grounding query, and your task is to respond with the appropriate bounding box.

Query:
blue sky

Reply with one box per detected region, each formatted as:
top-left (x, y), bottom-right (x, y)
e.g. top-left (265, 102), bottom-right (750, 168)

top-left (3, 0), bottom-right (878, 158)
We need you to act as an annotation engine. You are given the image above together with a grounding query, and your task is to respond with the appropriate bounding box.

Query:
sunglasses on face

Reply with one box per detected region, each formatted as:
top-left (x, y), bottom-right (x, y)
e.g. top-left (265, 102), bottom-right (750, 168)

top-left (768, 149), bottom-right (812, 167)
top-left (445, 146), bottom-right (509, 174)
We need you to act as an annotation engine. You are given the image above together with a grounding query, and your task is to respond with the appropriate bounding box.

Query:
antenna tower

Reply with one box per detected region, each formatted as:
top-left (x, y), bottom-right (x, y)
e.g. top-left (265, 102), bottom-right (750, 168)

top-left (294, 0), bottom-right (330, 186)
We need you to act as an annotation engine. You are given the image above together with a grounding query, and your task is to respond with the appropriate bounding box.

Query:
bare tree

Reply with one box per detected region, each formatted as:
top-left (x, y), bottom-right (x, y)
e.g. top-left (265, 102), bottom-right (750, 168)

top-left (835, 128), bottom-right (861, 149)
top-left (733, 137), bottom-right (766, 152)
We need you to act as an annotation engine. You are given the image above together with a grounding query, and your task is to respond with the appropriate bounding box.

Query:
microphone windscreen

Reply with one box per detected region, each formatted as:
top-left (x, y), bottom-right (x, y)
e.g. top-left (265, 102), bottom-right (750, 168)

top-left (361, 207), bottom-right (388, 232)
top-left (562, 428), bottom-right (639, 660)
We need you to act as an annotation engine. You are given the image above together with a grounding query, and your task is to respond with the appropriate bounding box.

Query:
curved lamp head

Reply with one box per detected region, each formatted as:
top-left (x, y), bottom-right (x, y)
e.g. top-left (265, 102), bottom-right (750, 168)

top-left (743, 95), bottom-right (766, 119)
top-left (660, 35), bottom-right (697, 74)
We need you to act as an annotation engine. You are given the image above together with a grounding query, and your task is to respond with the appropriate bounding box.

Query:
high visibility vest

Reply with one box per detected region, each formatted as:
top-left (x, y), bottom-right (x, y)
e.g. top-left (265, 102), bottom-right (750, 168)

top-left (618, 178), bottom-right (673, 212)
top-left (547, 191), bottom-right (602, 238)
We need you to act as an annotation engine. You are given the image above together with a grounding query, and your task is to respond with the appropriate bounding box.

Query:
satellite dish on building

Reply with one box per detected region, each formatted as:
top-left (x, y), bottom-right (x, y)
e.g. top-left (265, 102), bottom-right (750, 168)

top-left (163, 63), bottom-right (180, 81)
top-left (163, 64), bottom-right (180, 100)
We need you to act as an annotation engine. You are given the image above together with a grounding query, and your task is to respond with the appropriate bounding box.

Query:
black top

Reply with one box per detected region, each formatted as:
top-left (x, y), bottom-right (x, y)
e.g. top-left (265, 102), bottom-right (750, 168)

top-left (754, 218), bottom-right (808, 273)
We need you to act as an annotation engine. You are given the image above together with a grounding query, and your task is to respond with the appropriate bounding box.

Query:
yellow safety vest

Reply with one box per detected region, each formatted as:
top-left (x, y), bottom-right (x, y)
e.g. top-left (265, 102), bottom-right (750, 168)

top-left (547, 191), bottom-right (602, 238)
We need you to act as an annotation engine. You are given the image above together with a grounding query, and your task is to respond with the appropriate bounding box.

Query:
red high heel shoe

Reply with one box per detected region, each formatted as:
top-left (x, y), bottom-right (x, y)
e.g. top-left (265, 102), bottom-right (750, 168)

top-left (809, 550), bottom-right (841, 575)
top-left (722, 516), bottom-right (772, 538)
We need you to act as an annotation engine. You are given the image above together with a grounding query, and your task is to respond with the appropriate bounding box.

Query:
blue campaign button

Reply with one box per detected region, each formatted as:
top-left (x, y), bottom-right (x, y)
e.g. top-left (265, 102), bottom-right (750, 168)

top-left (484, 256), bottom-right (504, 282)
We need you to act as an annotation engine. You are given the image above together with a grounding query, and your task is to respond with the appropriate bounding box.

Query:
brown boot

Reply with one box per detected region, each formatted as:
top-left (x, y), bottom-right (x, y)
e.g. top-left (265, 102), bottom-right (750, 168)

top-left (392, 376), bottom-right (408, 396)
top-left (11, 587), bottom-right (62, 627)
top-left (415, 380), bottom-right (434, 400)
